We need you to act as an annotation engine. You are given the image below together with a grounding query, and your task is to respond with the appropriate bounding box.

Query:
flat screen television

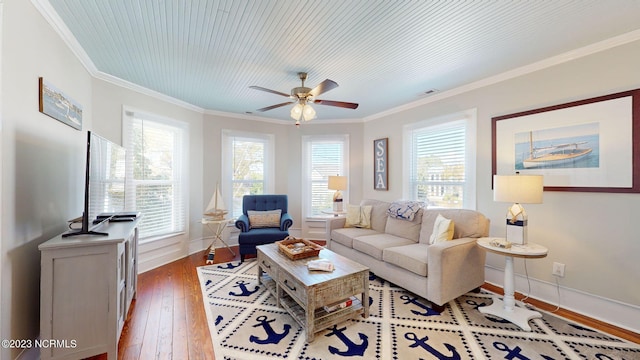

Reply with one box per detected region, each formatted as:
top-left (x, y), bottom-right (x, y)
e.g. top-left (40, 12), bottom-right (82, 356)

top-left (63, 131), bottom-right (126, 237)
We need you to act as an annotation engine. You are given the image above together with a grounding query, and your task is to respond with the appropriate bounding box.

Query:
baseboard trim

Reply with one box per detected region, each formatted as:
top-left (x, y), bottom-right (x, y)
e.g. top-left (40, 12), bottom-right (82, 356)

top-left (482, 272), bottom-right (640, 344)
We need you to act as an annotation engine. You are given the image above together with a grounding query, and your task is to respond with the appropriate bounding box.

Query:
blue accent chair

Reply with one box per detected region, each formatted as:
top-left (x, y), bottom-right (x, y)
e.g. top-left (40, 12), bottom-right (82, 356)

top-left (235, 194), bottom-right (293, 262)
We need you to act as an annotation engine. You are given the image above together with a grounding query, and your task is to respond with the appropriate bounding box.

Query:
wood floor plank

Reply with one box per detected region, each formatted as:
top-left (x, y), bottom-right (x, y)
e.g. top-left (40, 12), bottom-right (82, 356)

top-left (171, 259), bottom-right (189, 360)
top-left (138, 271), bottom-right (166, 358)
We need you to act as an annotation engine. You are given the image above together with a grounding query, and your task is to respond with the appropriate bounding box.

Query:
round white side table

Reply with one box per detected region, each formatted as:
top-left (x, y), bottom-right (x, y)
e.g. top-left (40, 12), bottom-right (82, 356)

top-left (321, 210), bottom-right (347, 217)
top-left (476, 237), bottom-right (548, 331)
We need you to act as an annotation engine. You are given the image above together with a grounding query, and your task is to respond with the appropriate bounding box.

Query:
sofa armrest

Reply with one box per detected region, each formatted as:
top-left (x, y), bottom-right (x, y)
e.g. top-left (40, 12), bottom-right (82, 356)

top-left (235, 215), bottom-right (249, 232)
top-left (280, 213), bottom-right (293, 231)
top-left (327, 217), bottom-right (347, 234)
top-left (427, 237), bottom-right (486, 306)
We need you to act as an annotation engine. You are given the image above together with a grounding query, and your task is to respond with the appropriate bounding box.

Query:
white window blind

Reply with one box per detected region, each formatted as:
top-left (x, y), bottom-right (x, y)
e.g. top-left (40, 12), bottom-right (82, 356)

top-left (123, 110), bottom-right (187, 239)
top-left (302, 135), bottom-right (349, 217)
top-left (405, 110), bottom-right (476, 209)
top-left (222, 130), bottom-right (274, 218)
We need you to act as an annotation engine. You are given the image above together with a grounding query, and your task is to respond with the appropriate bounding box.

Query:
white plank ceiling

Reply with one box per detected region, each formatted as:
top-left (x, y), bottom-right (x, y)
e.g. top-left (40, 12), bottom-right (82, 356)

top-left (41, 0), bottom-right (640, 122)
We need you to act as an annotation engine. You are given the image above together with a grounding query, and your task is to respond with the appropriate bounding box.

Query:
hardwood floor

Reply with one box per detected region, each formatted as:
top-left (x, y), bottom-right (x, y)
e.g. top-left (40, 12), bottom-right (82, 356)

top-left (90, 245), bottom-right (638, 359)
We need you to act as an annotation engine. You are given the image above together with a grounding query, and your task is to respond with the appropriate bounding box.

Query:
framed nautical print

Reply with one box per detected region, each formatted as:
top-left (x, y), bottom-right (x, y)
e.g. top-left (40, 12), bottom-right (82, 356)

top-left (492, 89), bottom-right (640, 193)
top-left (39, 77), bottom-right (83, 130)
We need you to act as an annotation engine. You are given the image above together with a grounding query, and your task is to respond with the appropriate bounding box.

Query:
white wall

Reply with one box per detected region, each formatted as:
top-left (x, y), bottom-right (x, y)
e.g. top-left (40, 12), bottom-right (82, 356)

top-left (2, 1), bottom-right (92, 358)
top-left (362, 39), bottom-right (640, 331)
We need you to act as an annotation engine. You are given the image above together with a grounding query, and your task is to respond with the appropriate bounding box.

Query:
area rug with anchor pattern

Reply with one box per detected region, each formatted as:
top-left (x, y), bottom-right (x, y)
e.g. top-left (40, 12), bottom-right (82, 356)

top-left (197, 260), bottom-right (639, 359)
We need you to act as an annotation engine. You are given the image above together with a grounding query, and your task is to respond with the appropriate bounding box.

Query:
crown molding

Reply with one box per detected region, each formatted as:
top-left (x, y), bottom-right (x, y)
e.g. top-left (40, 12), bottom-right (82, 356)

top-left (32, 1), bottom-right (640, 124)
top-left (31, 0), bottom-right (97, 75)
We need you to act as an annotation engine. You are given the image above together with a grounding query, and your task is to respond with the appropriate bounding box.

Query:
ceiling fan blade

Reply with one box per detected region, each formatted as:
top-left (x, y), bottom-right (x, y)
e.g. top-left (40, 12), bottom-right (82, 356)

top-left (256, 101), bottom-right (295, 112)
top-left (308, 79), bottom-right (338, 97)
top-left (249, 86), bottom-right (291, 98)
top-left (313, 99), bottom-right (359, 109)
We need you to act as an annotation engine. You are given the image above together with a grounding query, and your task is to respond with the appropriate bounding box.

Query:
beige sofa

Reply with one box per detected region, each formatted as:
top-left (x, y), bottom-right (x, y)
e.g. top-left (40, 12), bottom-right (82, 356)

top-left (327, 199), bottom-right (489, 310)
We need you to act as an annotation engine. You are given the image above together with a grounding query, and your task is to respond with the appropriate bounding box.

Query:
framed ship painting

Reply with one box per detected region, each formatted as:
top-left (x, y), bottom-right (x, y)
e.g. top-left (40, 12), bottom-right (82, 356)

top-left (39, 77), bottom-right (83, 130)
top-left (492, 89), bottom-right (640, 193)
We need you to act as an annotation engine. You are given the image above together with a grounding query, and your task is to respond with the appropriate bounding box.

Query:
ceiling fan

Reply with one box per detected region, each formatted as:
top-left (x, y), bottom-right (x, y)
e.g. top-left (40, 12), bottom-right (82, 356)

top-left (250, 72), bottom-right (359, 125)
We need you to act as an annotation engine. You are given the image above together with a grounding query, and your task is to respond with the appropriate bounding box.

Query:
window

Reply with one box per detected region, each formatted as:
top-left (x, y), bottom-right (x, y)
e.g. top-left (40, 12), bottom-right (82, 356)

top-left (404, 109), bottom-right (476, 209)
top-left (302, 135), bottom-right (349, 217)
top-left (221, 130), bottom-right (274, 218)
top-left (123, 108), bottom-right (188, 240)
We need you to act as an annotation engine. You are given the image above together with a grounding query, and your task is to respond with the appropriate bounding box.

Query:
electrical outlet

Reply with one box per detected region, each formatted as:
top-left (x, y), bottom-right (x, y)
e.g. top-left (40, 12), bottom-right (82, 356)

top-left (552, 262), bottom-right (566, 277)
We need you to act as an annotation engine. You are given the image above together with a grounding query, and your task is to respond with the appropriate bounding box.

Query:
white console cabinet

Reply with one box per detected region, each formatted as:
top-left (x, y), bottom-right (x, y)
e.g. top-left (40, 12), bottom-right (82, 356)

top-left (39, 220), bottom-right (139, 360)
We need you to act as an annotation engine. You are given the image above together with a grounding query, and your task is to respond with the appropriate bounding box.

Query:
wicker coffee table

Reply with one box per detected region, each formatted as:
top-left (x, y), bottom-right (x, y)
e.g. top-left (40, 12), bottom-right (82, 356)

top-left (256, 243), bottom-right (369, 342)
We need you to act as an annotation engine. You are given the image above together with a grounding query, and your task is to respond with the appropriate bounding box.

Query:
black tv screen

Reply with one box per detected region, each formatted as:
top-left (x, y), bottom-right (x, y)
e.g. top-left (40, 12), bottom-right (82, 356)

top-left (63, 131), bottom-right (126, 237)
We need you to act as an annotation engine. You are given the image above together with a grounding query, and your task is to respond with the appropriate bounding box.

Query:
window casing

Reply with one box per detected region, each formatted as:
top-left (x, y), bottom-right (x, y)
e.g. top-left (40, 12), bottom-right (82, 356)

top-left (123, 108), bottom-right (188, 240)
top-left (221, 130), bottom-right (274, 218)
top-left (302, 135), bottom-right (349, 217)
top-left (404, 109), bottom-right (477, 209)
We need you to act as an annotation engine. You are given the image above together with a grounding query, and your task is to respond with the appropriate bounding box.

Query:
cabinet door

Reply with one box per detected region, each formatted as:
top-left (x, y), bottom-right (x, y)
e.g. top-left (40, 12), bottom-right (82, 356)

top-left (42, 245), bottom-right (115, 359)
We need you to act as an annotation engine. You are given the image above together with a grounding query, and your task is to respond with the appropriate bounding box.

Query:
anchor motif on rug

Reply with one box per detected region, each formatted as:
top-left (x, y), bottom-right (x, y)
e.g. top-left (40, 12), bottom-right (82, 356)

top-left (217, 262), bottom-right (241, 270)
top-left (325, 324), bottom-right (368, 356)
top-left (228, 280), bottom-right (259, 297)
top-left (249, 315), bottom-right (291, 344)
top-left (493, 341), bottom-right (554, 360)
top-left (400, 294), bottom-right (440, 316)
top-left (405, 332), bottom-right (461, 360)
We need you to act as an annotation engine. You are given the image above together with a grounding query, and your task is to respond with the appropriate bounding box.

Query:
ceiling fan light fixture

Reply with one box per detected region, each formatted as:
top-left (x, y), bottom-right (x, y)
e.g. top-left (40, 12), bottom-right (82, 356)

top-left (290, 103), bottom-right (304, 120)
top-left (302, 104), bottom-right (316, 121)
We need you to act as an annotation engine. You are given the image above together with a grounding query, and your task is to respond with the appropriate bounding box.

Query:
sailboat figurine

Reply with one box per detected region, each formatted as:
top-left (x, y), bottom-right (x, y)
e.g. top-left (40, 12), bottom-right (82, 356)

top-left (204, 183), bottom-right (228, 220)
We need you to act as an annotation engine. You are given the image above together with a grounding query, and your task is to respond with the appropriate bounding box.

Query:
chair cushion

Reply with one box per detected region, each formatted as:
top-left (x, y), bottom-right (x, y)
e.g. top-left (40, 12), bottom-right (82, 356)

top-left (238, 228), bottom-right (289, 244)
top-left (248, 209), bottom-right (281, 228)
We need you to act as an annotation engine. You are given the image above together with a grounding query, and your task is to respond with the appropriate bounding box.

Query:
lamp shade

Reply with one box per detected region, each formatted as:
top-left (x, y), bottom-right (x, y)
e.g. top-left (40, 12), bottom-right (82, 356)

top-left (302, 104), bottom-right (316, 121)
top-left (290, 103), bottom-right (304, 120)
top-left (328, 175), bottom-right (347, 191)
top-left (493, 174), bottom-right (543, 204)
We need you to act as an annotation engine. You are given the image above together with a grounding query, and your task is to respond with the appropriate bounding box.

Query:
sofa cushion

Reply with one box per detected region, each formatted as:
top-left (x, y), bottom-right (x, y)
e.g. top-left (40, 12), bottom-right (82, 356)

top-left (360, 199), bottom-right (391, 232)
top-left (248, 209), bottom-right (281, 228)
top-left (331, 228), bottom-right (380, 248)
top-left (353, 233), bottom-right (415, 260)
top-left (420, 209), bottom-right (489, 244)
top-left (345, 204), bottom-right (372, 228)
top-left (383, 243), bottom-right (429, 276)
top-left (429, 214), bottom-right (455, 244)
top-left (385, 208), bottom-right (423, 241)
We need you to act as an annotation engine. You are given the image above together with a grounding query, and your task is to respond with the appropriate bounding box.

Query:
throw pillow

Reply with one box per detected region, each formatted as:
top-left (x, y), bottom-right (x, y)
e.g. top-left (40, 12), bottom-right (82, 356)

top-left (429, 214), bottom-right (455, 244)
top-left (248, 209), bottom-right (282, 228)
top-left (345, 205), bottom-right (372, 229)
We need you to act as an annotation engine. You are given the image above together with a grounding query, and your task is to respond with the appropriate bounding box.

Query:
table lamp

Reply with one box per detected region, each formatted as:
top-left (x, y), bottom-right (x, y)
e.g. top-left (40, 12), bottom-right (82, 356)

top-left (328, 175), bottom-right (347, 212)
top-left (493, 173), bottom-right (543, 245)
